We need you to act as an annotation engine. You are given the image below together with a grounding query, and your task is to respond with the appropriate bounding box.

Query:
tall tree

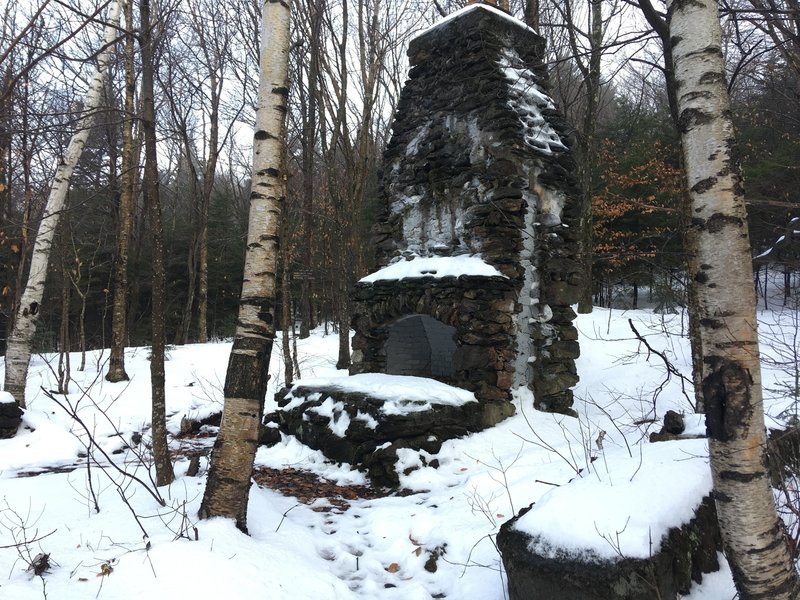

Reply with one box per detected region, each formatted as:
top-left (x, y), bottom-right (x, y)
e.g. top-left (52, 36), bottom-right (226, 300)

top-left (164, 0), bottom-right (233, 345)
top-left (139, 0), bottom-right (173, 486)
top-left (3, 0), bottom-right (122, 407)
top-left (570, 0), bottom-right (604, 314)
top-left (107, 0), bottom-right (138, 383)
top-left (668, 0), bottom-right (800, 595)
top-left (199, 0), bottom-right (292, 531)
top-left (634, 0), bottom-right (708, 412)
top-left (297, 0), bottom-right (322, 339)
top-left (193, 0), bottom-right (228, 344)
top-left (314, 0), bottom-right (416, 368)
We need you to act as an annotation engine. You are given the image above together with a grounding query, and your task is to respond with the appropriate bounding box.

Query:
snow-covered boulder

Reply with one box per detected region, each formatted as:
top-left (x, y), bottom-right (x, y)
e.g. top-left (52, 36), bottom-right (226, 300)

top-left (497, 439), bottom-right (721, 599)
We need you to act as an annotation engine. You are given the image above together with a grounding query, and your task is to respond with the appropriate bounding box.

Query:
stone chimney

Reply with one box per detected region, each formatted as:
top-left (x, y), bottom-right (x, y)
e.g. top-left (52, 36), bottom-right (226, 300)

top-left (351, 5), bottom-right (583, 414)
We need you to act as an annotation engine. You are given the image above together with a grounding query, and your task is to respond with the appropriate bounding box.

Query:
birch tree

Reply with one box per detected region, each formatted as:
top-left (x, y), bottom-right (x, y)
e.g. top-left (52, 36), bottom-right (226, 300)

top-left (3, 0), bottom-right (122, 408)
top-left (668, 0), bottom-right (800, 595)
top-left (633, 0), bottom-right (708, 413)
top-left (199, 0), bottom-right (292, 531)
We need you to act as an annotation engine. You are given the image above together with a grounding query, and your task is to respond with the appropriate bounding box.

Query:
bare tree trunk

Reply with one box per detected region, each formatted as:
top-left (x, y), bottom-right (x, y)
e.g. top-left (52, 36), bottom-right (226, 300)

top-left (524, 0), bottom-right (539, 30)
top-left (106, 0), bottom-right (138, 382)
top-left (140, 0), bottom-right (173, 487)
top-left (172, 138), bottom-right (201, 347)
top-left (299, 0), bottom-right (322, 340)
top-left (3, 0), bottom-right (122, 407)
top-left (291, 314), bottom-right (301, 378)
top-left (197, 219), bottom-right (209, 341)
top-left (77, 279), bottom-right (87, 372)
top-left (176, 210), bottom-right (199, 345)
top-left (576, 0), bottom-right (603, 314)
top-left (197, 66), bottom-right (221, 344)
top-left (636, 0), bottom-right (706, 412)
top-left (58, 251), bottom-right (71, 395)
top-left (67, 234), bottom-right (93, 373)
top-left (335, 236), bottom-right (351, 370)
top-left (669, 0), bottom-right (800, 596)
top-left (336, 300), bottom-right (350, 369)
top-left (280, 210), bottom-right (293, 386)
top-left (199, 0), bottom-right (292, 531)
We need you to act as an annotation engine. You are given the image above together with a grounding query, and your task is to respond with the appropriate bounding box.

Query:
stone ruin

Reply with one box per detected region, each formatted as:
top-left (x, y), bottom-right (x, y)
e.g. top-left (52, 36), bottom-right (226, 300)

top-left (268, 5), bottom-right (583, 486)
top-left (498, 495), bottom-right (722, 600)
top-left (350, 5), bottom-right (582, 411)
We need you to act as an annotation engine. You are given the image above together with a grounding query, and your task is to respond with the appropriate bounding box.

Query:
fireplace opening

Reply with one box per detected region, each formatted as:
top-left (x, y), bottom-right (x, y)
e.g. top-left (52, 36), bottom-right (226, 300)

top-left (384, 315), bottom-right (457, 380)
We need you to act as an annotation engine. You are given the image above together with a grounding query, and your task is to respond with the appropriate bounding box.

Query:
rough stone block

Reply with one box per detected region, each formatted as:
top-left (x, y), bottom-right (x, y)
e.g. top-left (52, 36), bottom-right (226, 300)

top-left (497, 496), bottom-right (721, 600)
top-left (0, 398), bottom-right (23, 439)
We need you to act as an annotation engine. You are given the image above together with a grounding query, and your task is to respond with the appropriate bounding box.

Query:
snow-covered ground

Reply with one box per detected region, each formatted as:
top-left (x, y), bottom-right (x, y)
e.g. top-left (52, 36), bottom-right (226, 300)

top-left (1, 298), bottom-right (797, 599)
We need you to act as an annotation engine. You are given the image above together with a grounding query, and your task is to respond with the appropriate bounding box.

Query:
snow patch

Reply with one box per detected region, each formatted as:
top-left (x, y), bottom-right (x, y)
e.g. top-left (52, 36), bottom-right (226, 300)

top-left (415, 4), bottom-right (537, 40)
top-left (354, 411), bottom-right (378, 429)
top-left (360, 255), bottom-right (505, 282)
top-left (513, 438), bottom-right (712, 561)
top-left (307, 397), bottom-right (351, 437)
top-left (406, 123), bottom-right (430, 156)
top-left (498, 48), bottom-right (566, 156)
top-left (284, 373), bottom-right (477, 414)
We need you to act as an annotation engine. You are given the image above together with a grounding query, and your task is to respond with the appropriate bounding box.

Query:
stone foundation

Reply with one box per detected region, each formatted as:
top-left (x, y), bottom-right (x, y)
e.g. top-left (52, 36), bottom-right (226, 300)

top-left (269, 384), bottom-right (514, 487)
top-left (497, 496), bottom-right (722, 600)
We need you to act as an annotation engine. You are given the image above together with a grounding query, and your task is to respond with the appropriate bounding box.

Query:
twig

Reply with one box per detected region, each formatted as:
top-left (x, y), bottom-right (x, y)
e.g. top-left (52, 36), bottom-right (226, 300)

top-left (0, 529), bottom-right (57, 549)
top-left (628, 318), bottom-right (693, 409)
top-left (45, 389), bottom-right (166, 507)
top-left (275, 504), bottom-right (300, 532)
top-left (514, 407), bottom-right (581, 475)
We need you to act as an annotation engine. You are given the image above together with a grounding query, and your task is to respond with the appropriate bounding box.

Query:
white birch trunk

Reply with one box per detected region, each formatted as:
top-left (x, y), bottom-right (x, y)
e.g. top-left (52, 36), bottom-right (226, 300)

top-left (3, 0), bottom-right (122, 408)
top-left (199, 0), bottom-right (292, 531)
top-left (668, 0), bottom-right (800, 597)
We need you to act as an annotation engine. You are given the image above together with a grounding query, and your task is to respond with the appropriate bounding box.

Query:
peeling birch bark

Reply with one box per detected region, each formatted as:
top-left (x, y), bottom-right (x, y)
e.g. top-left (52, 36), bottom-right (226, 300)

top-left (3, 0), bottom-right (123, 408)
top-left (668, 0), bottom-right (800, 596)
top-left (199, 0), bottom-right (292, 531)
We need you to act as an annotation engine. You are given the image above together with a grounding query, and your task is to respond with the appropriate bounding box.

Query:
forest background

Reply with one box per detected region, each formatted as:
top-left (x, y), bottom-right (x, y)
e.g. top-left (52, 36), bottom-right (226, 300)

top-left (0, 0), bottom-right (797, 381)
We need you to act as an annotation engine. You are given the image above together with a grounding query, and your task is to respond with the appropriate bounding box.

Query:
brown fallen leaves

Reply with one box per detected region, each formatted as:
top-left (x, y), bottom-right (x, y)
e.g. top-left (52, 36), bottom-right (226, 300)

top-left (252, 466), bottom-right (388, 510)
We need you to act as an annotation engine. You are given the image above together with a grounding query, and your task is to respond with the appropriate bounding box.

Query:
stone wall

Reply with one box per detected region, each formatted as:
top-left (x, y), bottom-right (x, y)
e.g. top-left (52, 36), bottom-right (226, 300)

top-left (353, 5), bottom-right (583, 413)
